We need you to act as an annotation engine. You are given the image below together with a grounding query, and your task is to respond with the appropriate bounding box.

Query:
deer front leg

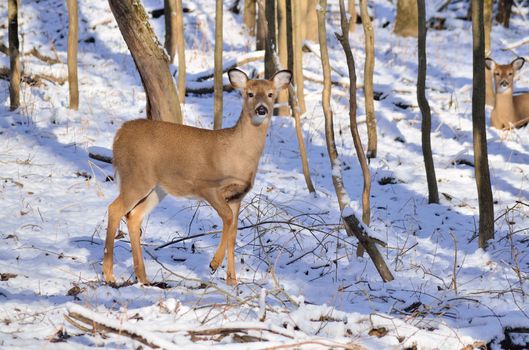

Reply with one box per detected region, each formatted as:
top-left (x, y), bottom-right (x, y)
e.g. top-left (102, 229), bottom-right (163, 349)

top-left (226, 200), bottom-right (241, 286)
top-left (205, 190), bottom-right (235, 275)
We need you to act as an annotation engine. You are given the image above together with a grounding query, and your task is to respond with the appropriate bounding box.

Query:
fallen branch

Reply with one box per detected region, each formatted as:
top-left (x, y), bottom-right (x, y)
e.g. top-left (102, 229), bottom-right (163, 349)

top-left (0, 67), bottom-right (66, 86)
top-left (88, 151), bottom-right (112, 164)
top-left (28, 47), bottom-right (62, 65)
top-left (186, 50), bottom-right (264, 82)
top-left (501, 37), bottom-right (529, 50)
top-left (66, 305), bottom-right (181, 349)
top-left (342, 210), bottom-right (394, 282)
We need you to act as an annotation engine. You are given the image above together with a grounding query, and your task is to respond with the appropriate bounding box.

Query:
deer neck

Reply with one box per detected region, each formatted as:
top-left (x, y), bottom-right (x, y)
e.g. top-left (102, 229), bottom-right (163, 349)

top-left (232, 108), bottom-right (270, 162)
top-left (494, 89), bottom-right (517, 121)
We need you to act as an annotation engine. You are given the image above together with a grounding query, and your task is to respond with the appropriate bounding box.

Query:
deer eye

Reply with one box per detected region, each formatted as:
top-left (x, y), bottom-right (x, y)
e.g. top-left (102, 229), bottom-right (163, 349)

top-left (495, 72), bottom-right (500, 75)
top-left (268, 92), bottom-right (273, 98)
top-left (508, 72), bottom-right (513, 76)
top-left (248, 92), bottom-right (254, 98)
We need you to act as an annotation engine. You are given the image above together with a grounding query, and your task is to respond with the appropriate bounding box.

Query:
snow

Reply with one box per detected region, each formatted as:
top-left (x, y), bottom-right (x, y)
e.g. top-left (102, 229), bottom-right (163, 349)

top-left (1, 0), bottom-right (529, 349)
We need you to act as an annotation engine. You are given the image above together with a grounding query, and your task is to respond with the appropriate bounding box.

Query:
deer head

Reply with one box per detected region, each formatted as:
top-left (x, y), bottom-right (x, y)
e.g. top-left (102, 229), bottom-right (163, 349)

top-left (485, 57), bottom-right (525, 94)
top-left (228, 69), bottom-right (292, 126)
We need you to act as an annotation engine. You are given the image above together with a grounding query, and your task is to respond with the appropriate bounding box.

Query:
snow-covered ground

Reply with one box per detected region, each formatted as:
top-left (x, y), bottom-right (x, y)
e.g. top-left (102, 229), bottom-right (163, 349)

top-left (1, 0), bottom-right (529, 349)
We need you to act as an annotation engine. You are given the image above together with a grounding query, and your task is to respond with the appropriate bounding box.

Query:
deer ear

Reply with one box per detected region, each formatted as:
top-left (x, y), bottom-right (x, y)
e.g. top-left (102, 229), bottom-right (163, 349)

top-left (512, 57), bottom-right (525, 71)
top-left (228, 68), bottom-right (248, 90)
top-left (272, 70), bottom-right (292, 91)
top-left (485, 58), bottom-right (495, 71)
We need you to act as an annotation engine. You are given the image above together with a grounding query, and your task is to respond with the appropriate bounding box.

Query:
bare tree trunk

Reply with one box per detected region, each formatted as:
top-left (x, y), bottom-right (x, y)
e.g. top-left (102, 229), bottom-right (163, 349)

top-left (264, 0), bottom-right (276, 79)
top-left (256, 0), bottom-right (266, 50)
top-left (108, 0), bottom-right (182, 123)
top-left (165, 0), bottom-right (186, 102)
top-left (417, 0), bottom-right (439, 204)
top-left (304, 0), bottom-right (319, 42)
top-left (244, 0), bottom-right (257, 36)
top-left (67, 0), bottom-right (79, 110)
top-left (471, 0), bottom-right (494, 248)
top-left (164, 0), bottom-right (177, 61)
top-left (261, 1), bottom-right (314, 193)
top-left (286, 0), bottom-right (294, 73)
top-left (360, 0), bottom-right (377, 159)
top-left (335, 0), bottom-right (372, 259)
top-left (484, 0), bottom-right (493, 107)
top-left (318, 0), bottom-right (350, 210)
top-left (276, 0), bottom-right (289, 115)
top-left (8, 0), bottom-right (20, 111)
top-left (496, 0), bottom-right (513, 28)
top-left (349, 0), bottom-right (356, 32)
top-left (292, 0), bottom-right (306, 114)
top-left (214, 0), bottom-right (223, 129)
top-left (394, 0), bottom-right (418, 37)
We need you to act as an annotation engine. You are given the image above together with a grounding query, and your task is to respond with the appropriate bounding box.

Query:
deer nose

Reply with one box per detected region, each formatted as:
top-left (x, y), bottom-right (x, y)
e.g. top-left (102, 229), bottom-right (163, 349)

top-left (500, 80), bottom-right (509, 87)
top-left (255, 105), bottom-right (268, 116)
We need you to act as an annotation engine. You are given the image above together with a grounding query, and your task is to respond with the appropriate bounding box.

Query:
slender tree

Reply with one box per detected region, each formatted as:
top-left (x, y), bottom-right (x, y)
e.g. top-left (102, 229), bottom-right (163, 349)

top-left (496, 0), bottom-right (513, 28)
top-left (292, 0), bottom-right (306, 113)
top-left (286, 0), bottom-right (294, 72)
top-left (243, 0), bottom-right (257, 36)
top-left (164, 0), bottom-right (177, 61)
top-left (256, 0), bottom-right (266, 50)
top-left (471, 0), bottom-right (494, 248)
top-left (8, 0), bottom-right (20, 111)
top-left (484, 0), bottom-right (493, 107)
top-left (417, 0), bottom-right (439, 204)
top-left (304, 0), bottom-right (319, 41)
top-left (349, 0), bottom-right (356, 32)
top-left (214, 0), bottom-right (223, 129)
top-left (165, 0), bottom-right (186, 103)
top-left (359, 0), bottom-right (377, 159)
top-left (276, 0), bottom-right (289, 116)
top-left (264, 0), bottom-right (276, 79)
top-left (67, 0), bottom-right (79, 110)
top-left (108, 0), bottom-right (182, 123)
top-left (394, 0), bottom-right (418, 37)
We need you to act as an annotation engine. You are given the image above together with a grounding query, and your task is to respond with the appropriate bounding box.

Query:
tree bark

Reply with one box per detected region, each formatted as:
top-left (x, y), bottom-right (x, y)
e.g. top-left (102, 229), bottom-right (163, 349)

top-left (496, 0), bottom-right (513, 28)
top-left (394, 0), bottom-right (418, 37)
top-left (471, 0), bottom-right (494, 248)
top-left (276, 0), bottom-right (289, 115)
top-left (417, 0), bottom-right (439, 204)
top-left (165, 0), bottom-right (186, 103)
top-left (349, 0), bottom-right (356, 32)
top-left (256, 0), bottom-right (266, 50)
top-left (164, 0), bottom-right (177, 61)
top-left (304, 0), bottom-right (319, 42)
top-left (292, 0), bottom-right (306, 114)
top-left (264, 0), bottom-right (276, 79)
top-left (108, 0), bottom-right (182, 123)
top-left (67, 0), bottom-right (79, 110)
top-left (214, 0), bottom-right (223, 129)
top-left (286, 0), bottom-right (294, 73)
top-left (336, 0), bottom-right (372, 258)
top-left (8, 0), bottom-right (20, 111)
top-left (360, 0), bottom-right (377, 159)
top-left (484, 0), bottom-right (493, 107)
top-left (244, 0), bottom-right (257, 36)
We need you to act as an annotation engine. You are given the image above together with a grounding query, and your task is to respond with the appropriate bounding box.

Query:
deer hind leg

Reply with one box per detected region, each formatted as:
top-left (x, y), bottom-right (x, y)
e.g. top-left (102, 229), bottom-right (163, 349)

top-left (103, 179), bottom-right (158, 284)
top-left (126, 186), bottom-right (166, 285)
top-left (103, 195), bottom-right (128, 284)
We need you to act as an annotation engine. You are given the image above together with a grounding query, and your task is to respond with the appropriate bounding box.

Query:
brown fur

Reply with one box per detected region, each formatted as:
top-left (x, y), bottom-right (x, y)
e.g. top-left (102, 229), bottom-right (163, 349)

top-left (486, 57), bottom-right (529, 129)
top-left (103, 69), bottom-right (291, 286)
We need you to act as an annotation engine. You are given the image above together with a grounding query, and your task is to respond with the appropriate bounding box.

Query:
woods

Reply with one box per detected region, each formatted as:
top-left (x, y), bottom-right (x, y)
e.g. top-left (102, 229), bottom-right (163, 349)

top-left (3, 0), bottom-right (529, 348)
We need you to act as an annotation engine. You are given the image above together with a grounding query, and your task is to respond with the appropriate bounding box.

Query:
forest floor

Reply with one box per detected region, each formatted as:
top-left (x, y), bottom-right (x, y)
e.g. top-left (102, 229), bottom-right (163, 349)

top-left (1, 0), bottom-right (529, 349)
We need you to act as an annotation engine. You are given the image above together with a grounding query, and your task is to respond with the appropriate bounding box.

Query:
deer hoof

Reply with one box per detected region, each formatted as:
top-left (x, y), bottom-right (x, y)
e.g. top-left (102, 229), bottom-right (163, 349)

top-left (209, 260), bottom-right (220, 273)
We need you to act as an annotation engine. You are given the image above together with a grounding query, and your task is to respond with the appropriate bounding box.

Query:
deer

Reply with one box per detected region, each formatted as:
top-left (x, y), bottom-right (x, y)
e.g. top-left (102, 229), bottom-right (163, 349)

top-left (485, 57), bottom-right (529, 130)
top-left (102, 68), bottom-right (292, 286)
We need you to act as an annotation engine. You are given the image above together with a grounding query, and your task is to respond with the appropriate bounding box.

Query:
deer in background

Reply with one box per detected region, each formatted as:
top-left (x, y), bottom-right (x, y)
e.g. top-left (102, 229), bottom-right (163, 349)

top-left (485, 57), bottom-right (529, 129)
top-left (103, 69), bottom-right (292, 286)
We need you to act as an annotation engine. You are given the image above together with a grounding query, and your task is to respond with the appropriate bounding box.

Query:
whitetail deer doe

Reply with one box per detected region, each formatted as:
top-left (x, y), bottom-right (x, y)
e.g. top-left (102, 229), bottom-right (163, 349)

top-left (485, 57), bottom-right (529, 129)
top-left (103, 69), bottom-right (292, 286)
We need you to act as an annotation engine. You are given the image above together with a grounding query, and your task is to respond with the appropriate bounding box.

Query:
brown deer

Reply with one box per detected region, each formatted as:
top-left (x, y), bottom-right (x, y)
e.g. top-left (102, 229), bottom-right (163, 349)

top-left (103, 69), bottom-right (292, 286)
top-left (485, 57), bottom-right (529, 129)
